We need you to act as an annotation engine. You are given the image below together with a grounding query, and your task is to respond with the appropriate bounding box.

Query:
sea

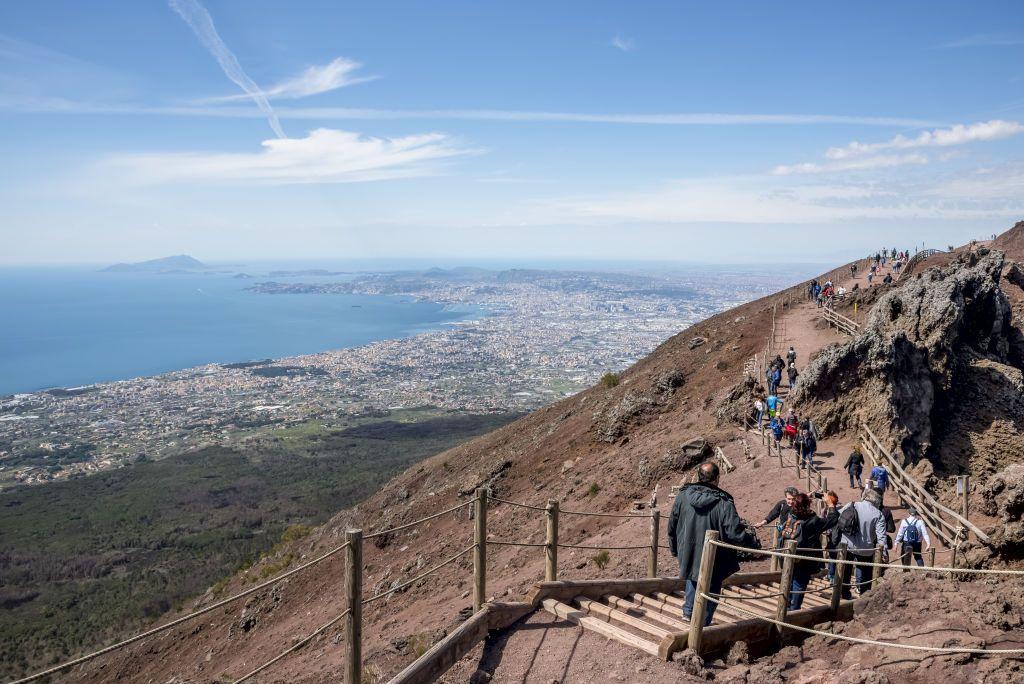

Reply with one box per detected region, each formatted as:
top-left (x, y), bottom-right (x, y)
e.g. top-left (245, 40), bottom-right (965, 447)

top-left (0, 263), bottom-right (478, 396)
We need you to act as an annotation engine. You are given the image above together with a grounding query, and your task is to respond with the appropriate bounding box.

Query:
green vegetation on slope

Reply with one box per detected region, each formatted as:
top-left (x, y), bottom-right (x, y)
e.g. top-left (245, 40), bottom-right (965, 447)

top-left (0, 409), bottom-right (517, 680)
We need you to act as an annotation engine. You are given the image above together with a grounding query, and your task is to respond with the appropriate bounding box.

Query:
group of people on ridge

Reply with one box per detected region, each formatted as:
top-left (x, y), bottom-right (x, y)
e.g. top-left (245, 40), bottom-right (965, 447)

top-left (667, 460), bottom-right (933, 624)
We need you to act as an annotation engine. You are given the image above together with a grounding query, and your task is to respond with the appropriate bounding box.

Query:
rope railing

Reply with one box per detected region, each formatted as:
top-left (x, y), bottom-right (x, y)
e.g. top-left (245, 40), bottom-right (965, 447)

top-left (709, 538), bottom-right (1024, 575)
top-left (7, 539), bottom-right (352, 684)
top-left (487, 540), bottom-right (547, 548)
top-left (362, 545), bottom-right (474, 606)
top-left (363, 499), bottom-right (476, 539)
top-left (232, 608), bottom-right (351, 684)
top-left (558, 507), bottom-right (653, 519)
top-left (557, 542), bottom-right (650, 551)
top-left (700, 593), bottom-right (1024, 655)
top-left (488, 496), bottom-right (549, 512)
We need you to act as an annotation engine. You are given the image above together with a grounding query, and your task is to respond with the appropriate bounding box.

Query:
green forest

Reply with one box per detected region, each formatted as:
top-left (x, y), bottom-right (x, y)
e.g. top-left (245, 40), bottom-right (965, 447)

top-left (0, 409), bottom-right (517, 680)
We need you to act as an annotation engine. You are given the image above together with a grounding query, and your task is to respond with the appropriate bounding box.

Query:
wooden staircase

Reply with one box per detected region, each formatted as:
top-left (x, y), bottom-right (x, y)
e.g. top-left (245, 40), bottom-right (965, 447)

top-left (539, 575), bottom-right (837, 659)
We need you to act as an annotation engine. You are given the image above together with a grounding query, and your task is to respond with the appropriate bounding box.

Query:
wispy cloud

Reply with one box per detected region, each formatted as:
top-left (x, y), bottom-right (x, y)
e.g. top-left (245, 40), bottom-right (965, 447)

top-left (610, 35), bottom-right (635, 52)
top-left (0, 94), bottom-right (942, 128)
top-left (941, 33), bottom-right (1024, 48)
top-left (772, 153), bottom-right (929, 176)
top-left (168, 0), bottom-right (285, 137)
top-left (202, 57), bottom-right (374, 102)
top-left (825, 120), bottom-right (1023, 159)
top-left (98, 128), bottom-right (478, 185)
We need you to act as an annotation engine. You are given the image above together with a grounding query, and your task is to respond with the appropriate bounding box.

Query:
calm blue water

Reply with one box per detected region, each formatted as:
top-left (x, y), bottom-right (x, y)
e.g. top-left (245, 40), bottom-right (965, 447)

top-left (0, 267), bottom-right (475, 396)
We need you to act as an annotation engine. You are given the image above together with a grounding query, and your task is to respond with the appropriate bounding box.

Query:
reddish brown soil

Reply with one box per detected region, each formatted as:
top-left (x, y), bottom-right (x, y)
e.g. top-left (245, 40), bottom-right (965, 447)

top-left (65, 224), bottom-right (1024, 683)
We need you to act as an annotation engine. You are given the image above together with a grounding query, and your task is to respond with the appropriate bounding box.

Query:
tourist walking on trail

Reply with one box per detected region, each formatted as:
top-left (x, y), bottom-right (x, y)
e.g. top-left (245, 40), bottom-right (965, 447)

top-left (797, 427), bottom-right (816, 468)
top-left (843, 449), bottom-right (865, 489)
top-left (807, 279), bottom-right (818, 302)
top-left (787, 362), bottom-right (798, 391)
top-left (786, 346), bottom-right (796, 366)
top-left (779, 493), bottom-right (828, 610)
top-left (822, 491), bottom-right (842, 583)
top-left (769, 366), bottom-right (782, 395)
top-left (668, 462), bottom-right (758, 625)
top-left (867, 464), bottom-right (889, 501)
top-left (753, 396), bottom-right (765, 429)
top-left (837, 489), bottom-right (887, 598)
top-left (896, 507), bottom-right (931, 567)
top-left (765, 393), bottom-right (782, 419)
top-left (755, 486), bottom-right (799, 530)
top-left (768, 414), bottom-right (784, 450)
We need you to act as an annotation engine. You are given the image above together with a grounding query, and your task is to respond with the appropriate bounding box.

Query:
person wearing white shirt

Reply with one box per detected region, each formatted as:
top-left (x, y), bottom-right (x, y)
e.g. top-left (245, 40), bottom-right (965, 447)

top-left (895, 507), bottom-right (931, 567)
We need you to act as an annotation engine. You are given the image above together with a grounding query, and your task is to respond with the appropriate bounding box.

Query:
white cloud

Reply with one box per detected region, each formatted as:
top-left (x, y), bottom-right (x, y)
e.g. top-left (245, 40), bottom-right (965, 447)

top-left (610, 35), bottom-right (635, 52)
top-left (168, 0), bottom-right (285, 137)
top-left (772, 153), bottom-right (929, 175)
top-left (826, 120), bottom-right (1023, 160)
top-left (533, 168), bottom-right (1024, 226)
top-left (0, 94), bottom-right (941, 128)
top-left (941, 33), bottom-right (1024, 48)
top-left (204, 57), bottom-right (375, 102)
top-left (99, 128), bottom-right (478, 185)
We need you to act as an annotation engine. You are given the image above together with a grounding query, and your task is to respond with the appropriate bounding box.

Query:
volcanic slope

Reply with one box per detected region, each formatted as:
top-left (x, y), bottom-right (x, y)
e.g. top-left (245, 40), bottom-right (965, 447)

top-left (70, 226), bottom-right (1024, 683)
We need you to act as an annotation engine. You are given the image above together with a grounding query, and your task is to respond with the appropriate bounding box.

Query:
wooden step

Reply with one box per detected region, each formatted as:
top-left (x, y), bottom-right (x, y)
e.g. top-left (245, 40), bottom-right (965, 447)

top-left (649, 591), bottom-right (731, 626)
top-left (541, 598), bottom-right (662, 658)
top-left (603, 595), bottom-right (690, 631)
top-left (574, 597), bottom-right (673, 641)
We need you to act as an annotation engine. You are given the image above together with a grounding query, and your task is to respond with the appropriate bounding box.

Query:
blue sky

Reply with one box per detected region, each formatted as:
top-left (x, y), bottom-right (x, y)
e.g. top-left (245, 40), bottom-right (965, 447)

top-left (2, 1), bottom-right (1023, 264)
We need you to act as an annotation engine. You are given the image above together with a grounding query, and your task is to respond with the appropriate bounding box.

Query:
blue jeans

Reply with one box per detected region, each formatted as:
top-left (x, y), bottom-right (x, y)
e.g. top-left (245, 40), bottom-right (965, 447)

top-left (801, 451), bottom-right (814, 467)
top-left (755, 409), bottom-right (764, 427)
top-left (849, 470), bottom-right (863, 488)
top-left (683, 576), bottom-right (723, 626)
top-left (901, 542), bottom-right (924, 567)
top-left (789, 567), bottom-right (813, 610)
top-left (840, 558), bottom-right (875, 599)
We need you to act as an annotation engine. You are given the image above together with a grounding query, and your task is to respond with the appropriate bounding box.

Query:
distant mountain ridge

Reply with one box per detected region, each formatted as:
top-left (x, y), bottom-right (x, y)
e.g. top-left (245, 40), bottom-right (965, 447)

top-left (102, 255), bottom-right (206, 273)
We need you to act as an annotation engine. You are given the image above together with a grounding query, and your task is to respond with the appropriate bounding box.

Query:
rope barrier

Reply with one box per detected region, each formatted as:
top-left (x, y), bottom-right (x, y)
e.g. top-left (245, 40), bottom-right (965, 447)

top-left (699, 593), bottom-right (1024, 655)
top-left (232, 608), bottom-right (351, 684)
top-left (7, 540), bottom-right (352, 684)
top-left (489, 496), bottom-right (549, 512)
top-left (487, 540), bottom-right (547, 548)
top-left (710, 539), bottom-right (1024, 576)
top-left (558, 508), bottom-right (653, 519)
top-left (557, 543), bottom-right (650, 551)
top-left (363, 499), bottom-right (476, 540)
top-left (362, 545), bottom-right (474, 606)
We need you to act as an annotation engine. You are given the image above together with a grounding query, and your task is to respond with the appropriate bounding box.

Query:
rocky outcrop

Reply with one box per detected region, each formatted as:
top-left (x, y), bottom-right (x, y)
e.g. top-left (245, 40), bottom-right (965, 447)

top-left (793, 250), bottom-right (1024, 465)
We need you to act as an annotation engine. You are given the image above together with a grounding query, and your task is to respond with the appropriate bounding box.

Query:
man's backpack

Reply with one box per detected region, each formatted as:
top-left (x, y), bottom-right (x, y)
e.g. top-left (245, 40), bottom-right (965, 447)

top-left (904, 518), bottom-right (920, 545)
top-left (838, 503), bottom-right (860, 536)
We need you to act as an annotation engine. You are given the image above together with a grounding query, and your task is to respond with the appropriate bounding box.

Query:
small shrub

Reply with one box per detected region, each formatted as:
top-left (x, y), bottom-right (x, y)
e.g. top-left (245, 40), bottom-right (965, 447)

top-left (281, 523), bottom-right (312, 543)
top-left (599, 372), bottom-right (620, 388)
top-left (586, 483), bottom-right (601, 497)
top-left (591, 549), bottom-right (611, 570)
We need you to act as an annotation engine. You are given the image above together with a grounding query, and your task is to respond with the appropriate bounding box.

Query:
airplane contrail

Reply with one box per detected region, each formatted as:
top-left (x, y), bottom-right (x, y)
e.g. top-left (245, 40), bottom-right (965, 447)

top-left (168, 0), bottom-right (286, 138)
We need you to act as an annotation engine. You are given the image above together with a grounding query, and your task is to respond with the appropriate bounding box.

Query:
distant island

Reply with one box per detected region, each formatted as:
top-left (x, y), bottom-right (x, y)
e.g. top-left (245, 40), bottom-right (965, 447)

top-left (102, 254), bottom-right (207, 273)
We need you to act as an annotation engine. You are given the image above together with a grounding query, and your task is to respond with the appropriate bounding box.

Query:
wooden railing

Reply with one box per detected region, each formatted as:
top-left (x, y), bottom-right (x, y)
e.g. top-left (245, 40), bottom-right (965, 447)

top-left (859, 424), bottom-right (988, 546)
top-left (822, 305), bottom-right (859, 336)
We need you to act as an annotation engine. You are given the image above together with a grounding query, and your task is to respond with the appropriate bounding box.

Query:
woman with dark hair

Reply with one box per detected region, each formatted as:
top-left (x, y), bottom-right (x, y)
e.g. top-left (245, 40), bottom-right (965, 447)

top-left (778, 492), bottom-right (828, 610)
top-left (822, 491), bottom-right (841, 583)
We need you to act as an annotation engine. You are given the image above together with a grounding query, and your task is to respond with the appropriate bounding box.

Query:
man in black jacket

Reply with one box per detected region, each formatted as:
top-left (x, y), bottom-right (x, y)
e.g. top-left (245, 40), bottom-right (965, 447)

top-left (668, 462), bottom-right (758, 625)
top-left (756, 486), bottom-right (799, 529)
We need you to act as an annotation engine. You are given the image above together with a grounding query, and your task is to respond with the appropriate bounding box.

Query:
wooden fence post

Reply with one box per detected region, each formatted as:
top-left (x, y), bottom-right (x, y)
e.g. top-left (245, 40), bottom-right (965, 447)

top-left (961, 475), bottom-right (970, 523)
top-left (830, 543), bottom-right (848, 617)
top-left (688, 530), bottom-right (720, 655)
top-left (545, 499), bottom-right (559, 581)
top-left (928, 547), bottom-right (936, 568)
top-left (474, 488), bottom-right (487, 612)
top-left (345, 529), bottom-right (363, 684)
top-left (648, 511), bottom-right (660, 578)
top-left (770, 528), bottom-right (781, 572)
top-left (776, 540), bottom-right (798, 626)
